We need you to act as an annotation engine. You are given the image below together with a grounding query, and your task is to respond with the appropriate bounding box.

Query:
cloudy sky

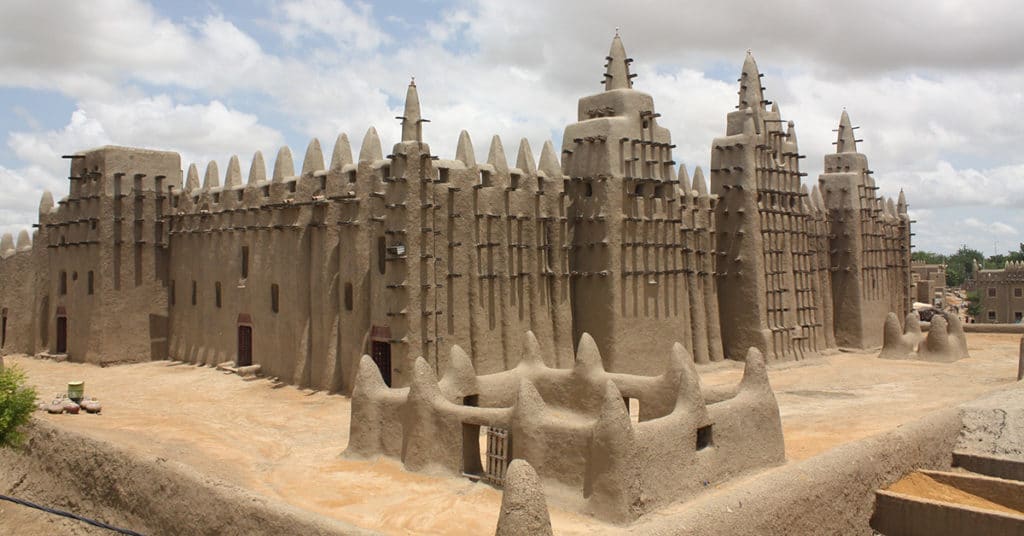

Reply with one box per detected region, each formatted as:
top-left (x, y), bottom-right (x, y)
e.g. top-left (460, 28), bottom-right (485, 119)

top-left (1, 0), bottom-right (1021, 254)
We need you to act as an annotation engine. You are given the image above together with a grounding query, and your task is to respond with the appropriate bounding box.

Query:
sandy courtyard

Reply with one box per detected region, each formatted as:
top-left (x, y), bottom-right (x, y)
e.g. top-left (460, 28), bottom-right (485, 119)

top-left (4, 332), bottom-right (1021, 535)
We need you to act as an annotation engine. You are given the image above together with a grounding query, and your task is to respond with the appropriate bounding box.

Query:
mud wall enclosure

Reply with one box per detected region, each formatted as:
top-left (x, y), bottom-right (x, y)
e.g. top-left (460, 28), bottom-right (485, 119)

top-left (0, 421), bottom-right (372, 536)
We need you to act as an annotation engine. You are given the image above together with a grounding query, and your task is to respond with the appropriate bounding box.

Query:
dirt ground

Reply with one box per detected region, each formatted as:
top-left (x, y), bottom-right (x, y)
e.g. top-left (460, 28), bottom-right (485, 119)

top-left (3, 332), bottom-right (1020, 535)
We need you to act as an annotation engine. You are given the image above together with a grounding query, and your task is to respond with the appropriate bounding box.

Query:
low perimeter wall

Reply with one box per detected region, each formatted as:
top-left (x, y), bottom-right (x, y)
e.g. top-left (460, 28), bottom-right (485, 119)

top-left (0, 420), bottom-right (375, 536)
top-left (618, 408), bottom-right (962, 536)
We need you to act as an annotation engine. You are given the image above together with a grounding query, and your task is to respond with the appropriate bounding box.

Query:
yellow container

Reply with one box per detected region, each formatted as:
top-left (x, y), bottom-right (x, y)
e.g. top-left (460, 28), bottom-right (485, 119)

top-left (67, 381), bottom-right (84, 403)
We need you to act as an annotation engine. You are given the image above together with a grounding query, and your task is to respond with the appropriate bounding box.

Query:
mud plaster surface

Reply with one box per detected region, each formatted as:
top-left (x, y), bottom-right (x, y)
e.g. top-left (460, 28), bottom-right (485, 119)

top-left (4, 332), bottom-right (1020, 535)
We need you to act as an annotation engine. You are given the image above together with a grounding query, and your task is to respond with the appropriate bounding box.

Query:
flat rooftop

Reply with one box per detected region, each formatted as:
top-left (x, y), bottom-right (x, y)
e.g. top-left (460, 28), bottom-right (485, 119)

top-left (7, 332), bottom-right (1021, 534)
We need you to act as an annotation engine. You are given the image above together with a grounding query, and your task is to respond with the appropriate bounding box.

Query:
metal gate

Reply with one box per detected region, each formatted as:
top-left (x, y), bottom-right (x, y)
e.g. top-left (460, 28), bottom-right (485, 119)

top-left (56, 316), bottom-right (67, 353)
top-left (237, 325), bottom-right (252, 367)
top-left (484, 427), bottom-right (511, 486)
top-left (371, 341), bottom-right (392, 387)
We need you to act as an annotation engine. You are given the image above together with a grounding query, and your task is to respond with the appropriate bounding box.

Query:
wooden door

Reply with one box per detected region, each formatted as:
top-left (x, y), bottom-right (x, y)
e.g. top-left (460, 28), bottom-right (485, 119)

top-left (371, 341), bottom-right (391, 386)
top-left (237, 325), bottom-right (253, 367)
top-left (56, 316), bottom-right (67, 353)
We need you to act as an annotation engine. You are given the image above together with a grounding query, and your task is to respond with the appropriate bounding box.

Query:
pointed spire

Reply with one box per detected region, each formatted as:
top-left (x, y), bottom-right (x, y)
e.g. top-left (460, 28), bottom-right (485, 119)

top-left (224, 155), bottom-right (242, 188)
top-left (39, 190), bottom-right (54, 215)
top-left (517, 331), bottom-right (546, 368)
top-left (16, 230), bottom-right (31, 251)
top-left (677, 164), bottom-right (691, 194)
top-left (800, 184), bottom-right (811, 210)
top-left (603, 32), bottom-right (634, 91)
top-left (202, 161), bottom-right (220, 190)
top-left (487, 135), bottom-right (509, 175)
top-left (538, 140), bottom-right (561, 177)
top-left (329, 133), bottom-right (353, 172)
top-left (495, 460), bottom-right (554, 536)
top-left (247, 151), bottom-right (267, 185)
top-left (358, 127), bottom-right (382, 163)
top-left (692, 166), bottom-right (708, 196)
top-left (184, 164), bottom-right (200, 192)
top-left (738, 51), bottom-right (765, 111)
top-left (836, 110), bottom-right (857, 154)
top-left (0, 233), bottom-right (14, 254)
top-left (455, 130), bottom-right (476, 167)
top-left (786, 120), bottom-right (798, 145)
top-left (301, 138), bottom-right (325, 176)
top-left (515, 138), bottom-right (537, 175)
top-left (897, 189), bottom-right (908, 214)
top-left (574, 333), bottom-right (605, 374)
top-left (400, 78), bottom-right (422, 142)
top-left (812, 183), bottom-right (826, 211)
top-left (272, 146), bottom-right (295, 182)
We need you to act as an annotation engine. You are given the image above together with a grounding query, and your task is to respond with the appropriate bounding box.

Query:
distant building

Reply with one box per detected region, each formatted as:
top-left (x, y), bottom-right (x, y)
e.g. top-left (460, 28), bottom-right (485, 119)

top-left (972, 260), bottom-right (1024, 323)
top-left (911, 262), bottom-right (947, 306)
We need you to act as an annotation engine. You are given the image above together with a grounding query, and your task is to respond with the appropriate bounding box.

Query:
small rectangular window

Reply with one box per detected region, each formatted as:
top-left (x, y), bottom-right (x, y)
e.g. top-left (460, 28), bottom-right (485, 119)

top-left (271, 284), bottom-right (279, 313)
top-left (1015, 312), bottom-right (1023, 322)
top-left (87, 271), bottom-right (94, 295)
top-left (215, 282), bottom-right (222, 308)
top-left (344, 283), bottom-right (353, 311)
top-left (989, 287), bottom-right (997, 297)
top-left (241, 246), bottom-right (249, 279)
top-left (696, 424), bottom-right (714, 450)
top-left (170, 280), bottom-right (176, 306)
top-left (988, 311), bottom-right (996, 321)
top-left (347, 170), bottom-right (357, 183)
top-left (60, 271), bottom-right (67, 295)
top-left (287, 181), bottom-right (297, 193)
top-left (192, 281), bottom-right (197, 306)
top-left (261, 185), bottom-right (270, 197)
top-left (1015, 288), bottom-right (1022, 298)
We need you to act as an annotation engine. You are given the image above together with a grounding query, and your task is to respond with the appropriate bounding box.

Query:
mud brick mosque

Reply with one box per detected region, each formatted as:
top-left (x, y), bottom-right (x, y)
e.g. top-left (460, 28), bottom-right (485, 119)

top-left (0, 34), bottom-right (912, 394)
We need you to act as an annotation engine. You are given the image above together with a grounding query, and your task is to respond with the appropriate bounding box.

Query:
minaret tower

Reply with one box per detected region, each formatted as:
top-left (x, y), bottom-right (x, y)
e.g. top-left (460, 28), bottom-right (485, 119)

top-left (562, 33), bottom-right (717, 373)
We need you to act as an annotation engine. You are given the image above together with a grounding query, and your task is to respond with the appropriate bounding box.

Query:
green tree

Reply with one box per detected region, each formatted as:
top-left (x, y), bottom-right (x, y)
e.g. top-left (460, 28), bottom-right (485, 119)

top-left (912, 251), bottom-right (947, 264)
top-left (946, 245), bottom-right (985, 287)
top-left (966, 290), bottom-right (982, 318)
top-left (0, 365), bottom-right (38, 448)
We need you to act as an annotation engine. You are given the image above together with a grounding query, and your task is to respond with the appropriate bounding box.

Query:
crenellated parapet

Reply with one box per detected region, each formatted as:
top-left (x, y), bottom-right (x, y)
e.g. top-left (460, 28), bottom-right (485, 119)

top-left (344, 330), bottom-right (784, 523)
top-left (880, 311), bottom-right (968, 362)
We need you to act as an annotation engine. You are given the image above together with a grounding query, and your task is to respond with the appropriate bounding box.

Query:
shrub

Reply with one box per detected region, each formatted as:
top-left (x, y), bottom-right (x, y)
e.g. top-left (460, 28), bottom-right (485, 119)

top-left (0, 365), bottom-right (38, 448)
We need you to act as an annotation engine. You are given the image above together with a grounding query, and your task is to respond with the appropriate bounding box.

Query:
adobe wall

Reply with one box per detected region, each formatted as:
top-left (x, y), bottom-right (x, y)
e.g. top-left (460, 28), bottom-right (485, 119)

top-left (0, 245), bottom-right (36, 356)
top-left (0, 420), bottom-right (372, 536)
top-left (33, 147), bottom-right (180, 364)
top-left (165, 83), bottom-right (573, 391)
top-left (621, 408), bottom-right (961, 536)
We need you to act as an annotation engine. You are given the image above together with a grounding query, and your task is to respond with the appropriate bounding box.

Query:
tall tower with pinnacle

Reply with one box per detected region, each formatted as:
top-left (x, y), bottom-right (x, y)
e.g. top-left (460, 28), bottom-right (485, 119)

top-left (562, 33), bottom-right (722, 373)
top-left (819, 110), bottom-right (911, 348)
top-left (711, 51), bottom-right (832, 361)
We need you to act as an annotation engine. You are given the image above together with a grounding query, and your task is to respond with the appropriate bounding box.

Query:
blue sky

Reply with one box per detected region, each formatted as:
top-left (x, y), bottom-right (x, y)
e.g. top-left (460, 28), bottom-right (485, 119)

top-left (1, 0), bottom-right (1023, 255)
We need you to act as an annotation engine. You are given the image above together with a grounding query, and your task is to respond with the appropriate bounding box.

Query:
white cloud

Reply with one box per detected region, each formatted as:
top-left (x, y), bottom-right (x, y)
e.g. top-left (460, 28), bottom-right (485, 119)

top-left (0, 0), bottom-right (1022, 254)
top-left (274, 0), bottom-right (387, 51)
